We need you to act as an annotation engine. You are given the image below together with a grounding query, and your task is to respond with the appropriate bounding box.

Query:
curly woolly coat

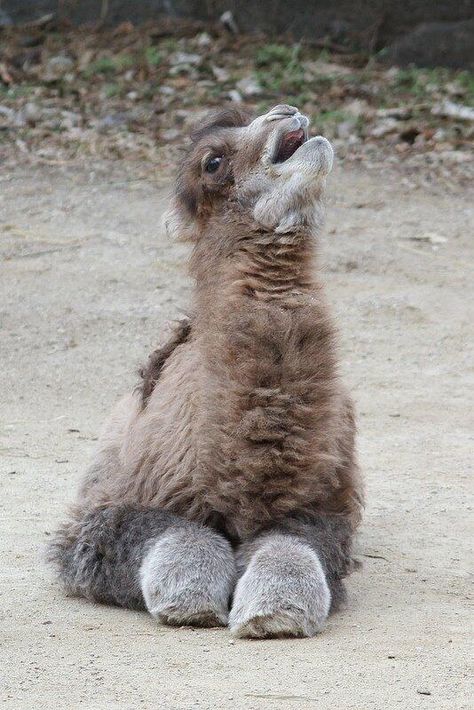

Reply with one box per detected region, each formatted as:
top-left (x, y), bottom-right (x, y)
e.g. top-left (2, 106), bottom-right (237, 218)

top-left (50, 105), bottom-right (364, 634)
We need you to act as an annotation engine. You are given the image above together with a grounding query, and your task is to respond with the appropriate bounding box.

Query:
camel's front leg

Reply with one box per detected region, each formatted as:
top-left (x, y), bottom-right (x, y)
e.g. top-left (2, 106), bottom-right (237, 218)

top-left (229, 516), bottom-right (353, 639)
top-left (229, 534), bottom-right (330, 638)
top-left (50, 505), bottom-right (236, 628)
top-left (140, 524), bottom-right (236, 627)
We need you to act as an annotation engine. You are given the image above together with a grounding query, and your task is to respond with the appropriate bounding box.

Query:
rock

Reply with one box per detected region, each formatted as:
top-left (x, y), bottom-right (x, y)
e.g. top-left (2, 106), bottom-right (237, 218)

top-left (337, 119), bottom-right (357, 139)
top-left (0, 105), bottom-right (16, 121)
top-left (445, 81), bottom-right (467, 97)
top-left (384, 67), bottom-right (400, 80)
top-left (370, 118), bottom-right (399, 138)
top-left (376, 107), bottom-right (412, 120)
top-left (211, 65), bottom-right (230, 82)
top-left (168, 66), bottom-right (197, 78)
top-left (159, 85), bottom-right (176, 97)
top-left (228, 89), bottom-right (243, 103)
top-left (174, 109), bottom-right (191, 125)
top-left (44, 55), bottom-right (74, 81)
top-left (345, 99), bottom-right (371, 119)
top-left (382, 19), bottom-right (474, 70)
top-left (432, 100), bottom-right (474, 122)
top-left (196, 32), bottom-right (212, 48)
top-left (0, 105), bottom-right (29, 127)
top-left (432, 128), bottom-right (447, 142)
top-left (22, 101), bottom-right (43, 125)
top-left (97, 113), bottom-right (130, 132)
top-left (220, 11), bottom-right (239, 34)
top-left (197, 80), bottom-right (214, 89)
top-left (169, 52), bottom-right (201, 67)
top-left (304, 60), bottom-right (353, 78)
top-left (60, 110), bottom-right (81, 129)
top-left (161, 128), bottom-right (180, 141)
top-left (236, 76), bottom-right (262, 97)
top-left (395, 142), bottom-right (409, 154)
top-left (78, 49), bottom-right (94, 72)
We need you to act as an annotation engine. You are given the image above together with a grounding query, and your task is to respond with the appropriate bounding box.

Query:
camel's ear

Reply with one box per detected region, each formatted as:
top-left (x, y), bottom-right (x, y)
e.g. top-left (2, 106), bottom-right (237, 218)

top-left (162, 199), bottom-right (197, 242)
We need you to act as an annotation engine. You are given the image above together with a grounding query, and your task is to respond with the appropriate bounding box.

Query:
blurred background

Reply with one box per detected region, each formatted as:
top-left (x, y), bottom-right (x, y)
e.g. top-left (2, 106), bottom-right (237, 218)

top-left (0, 0), bottom-right (473, 182)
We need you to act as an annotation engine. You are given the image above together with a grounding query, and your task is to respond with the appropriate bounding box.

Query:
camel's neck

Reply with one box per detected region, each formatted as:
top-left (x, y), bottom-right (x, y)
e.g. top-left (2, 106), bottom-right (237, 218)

top-left (226, 233), bottom-right (317, 306)
top-left (191, 230), bottom-right (321, 325)
top-left (188, 228), bottom-right (337, 528)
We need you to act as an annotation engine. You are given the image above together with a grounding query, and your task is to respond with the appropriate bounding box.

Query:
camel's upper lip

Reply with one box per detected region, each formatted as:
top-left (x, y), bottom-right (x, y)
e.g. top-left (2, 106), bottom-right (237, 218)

top-left (272, 127), bottom-right (307, 163)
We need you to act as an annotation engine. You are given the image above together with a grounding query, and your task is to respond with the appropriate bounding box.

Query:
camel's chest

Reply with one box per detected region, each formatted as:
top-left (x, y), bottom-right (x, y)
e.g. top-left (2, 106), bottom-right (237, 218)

top-left (130, 310), bottom-right (333, 535)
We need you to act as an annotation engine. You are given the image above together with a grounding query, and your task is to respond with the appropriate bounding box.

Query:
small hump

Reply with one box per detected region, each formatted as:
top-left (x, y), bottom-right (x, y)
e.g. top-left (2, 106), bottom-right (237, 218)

top-left (139, 318), bottom-right (192, 406)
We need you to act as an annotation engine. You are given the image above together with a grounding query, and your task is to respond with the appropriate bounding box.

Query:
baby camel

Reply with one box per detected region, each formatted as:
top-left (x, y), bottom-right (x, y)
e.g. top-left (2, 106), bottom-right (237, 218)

top-left (50, 104), bottom-right (363, 639)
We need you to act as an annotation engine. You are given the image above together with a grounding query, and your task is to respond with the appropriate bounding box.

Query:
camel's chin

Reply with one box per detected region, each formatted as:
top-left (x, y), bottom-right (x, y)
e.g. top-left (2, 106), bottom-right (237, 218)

top-left (277, 136), bottom-right (334, 178)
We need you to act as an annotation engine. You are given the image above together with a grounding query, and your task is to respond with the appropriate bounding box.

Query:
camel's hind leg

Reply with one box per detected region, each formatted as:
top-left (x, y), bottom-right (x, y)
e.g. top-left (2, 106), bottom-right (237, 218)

top-left (49, 505), bottom-right (236, 627)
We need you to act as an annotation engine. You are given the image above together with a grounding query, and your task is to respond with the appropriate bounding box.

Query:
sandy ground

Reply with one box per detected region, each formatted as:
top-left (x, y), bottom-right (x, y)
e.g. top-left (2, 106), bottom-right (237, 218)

top-left (0, 161), bottom-right (472, 709)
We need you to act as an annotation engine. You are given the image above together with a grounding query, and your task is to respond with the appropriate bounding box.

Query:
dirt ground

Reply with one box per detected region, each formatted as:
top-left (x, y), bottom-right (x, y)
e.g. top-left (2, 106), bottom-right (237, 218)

top-left (0, 159), bottom-right (472, 709)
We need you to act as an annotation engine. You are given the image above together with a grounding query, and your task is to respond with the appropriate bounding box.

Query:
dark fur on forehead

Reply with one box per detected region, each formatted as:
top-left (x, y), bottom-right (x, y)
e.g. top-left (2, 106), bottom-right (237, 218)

top-left (191, 107), bottom-right (252, 143)
top-left (175, 108), bottom-right (251, 219)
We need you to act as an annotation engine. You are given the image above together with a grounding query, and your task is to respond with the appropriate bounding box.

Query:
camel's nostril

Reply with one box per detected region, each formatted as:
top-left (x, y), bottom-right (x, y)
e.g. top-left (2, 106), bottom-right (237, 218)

top-left (266, 105), bottom-right (300, 122)
top-left (271, 104), bottom-right (298, 115)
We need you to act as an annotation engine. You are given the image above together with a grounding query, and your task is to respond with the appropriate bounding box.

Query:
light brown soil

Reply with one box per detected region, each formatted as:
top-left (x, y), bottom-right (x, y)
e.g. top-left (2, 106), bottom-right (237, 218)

top-left (1, 161), bottom-right (472, 709)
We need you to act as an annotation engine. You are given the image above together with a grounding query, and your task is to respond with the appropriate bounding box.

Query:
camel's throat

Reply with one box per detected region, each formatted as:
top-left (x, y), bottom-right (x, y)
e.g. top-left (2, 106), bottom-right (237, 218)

top-left (229, 236), bottom-right (316, 307)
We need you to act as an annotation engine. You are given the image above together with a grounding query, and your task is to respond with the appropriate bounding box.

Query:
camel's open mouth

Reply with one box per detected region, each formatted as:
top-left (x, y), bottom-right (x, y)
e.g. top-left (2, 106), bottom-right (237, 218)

top-left (273, 128), bottom-right (306, 163)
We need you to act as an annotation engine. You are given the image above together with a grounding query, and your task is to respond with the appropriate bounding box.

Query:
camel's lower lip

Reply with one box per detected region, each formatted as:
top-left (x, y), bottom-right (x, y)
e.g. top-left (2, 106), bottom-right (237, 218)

top-left (273, 128), bottom-right (306, 163)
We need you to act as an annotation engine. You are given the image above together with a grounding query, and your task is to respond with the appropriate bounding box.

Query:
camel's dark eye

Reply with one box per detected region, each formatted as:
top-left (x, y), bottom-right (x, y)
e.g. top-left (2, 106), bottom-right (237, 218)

top-left (204, 157), bottom-right (222, 174)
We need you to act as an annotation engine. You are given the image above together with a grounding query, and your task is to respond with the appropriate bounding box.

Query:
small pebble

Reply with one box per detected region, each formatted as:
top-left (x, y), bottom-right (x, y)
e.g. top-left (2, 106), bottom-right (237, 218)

top-left (228, 90), bottom-right (242, 104)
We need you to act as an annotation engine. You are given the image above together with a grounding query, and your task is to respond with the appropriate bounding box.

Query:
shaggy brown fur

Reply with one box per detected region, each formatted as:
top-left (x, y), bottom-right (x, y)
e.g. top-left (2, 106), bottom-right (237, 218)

top-left (139, 317), bottom-right (192, 406)
top-left (50, 104), bottom-right (364, 637)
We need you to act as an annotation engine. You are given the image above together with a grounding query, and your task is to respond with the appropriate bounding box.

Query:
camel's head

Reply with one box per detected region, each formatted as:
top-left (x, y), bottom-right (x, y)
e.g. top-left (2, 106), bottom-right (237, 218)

top-left (169, 104), bottom-right (333, 239)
